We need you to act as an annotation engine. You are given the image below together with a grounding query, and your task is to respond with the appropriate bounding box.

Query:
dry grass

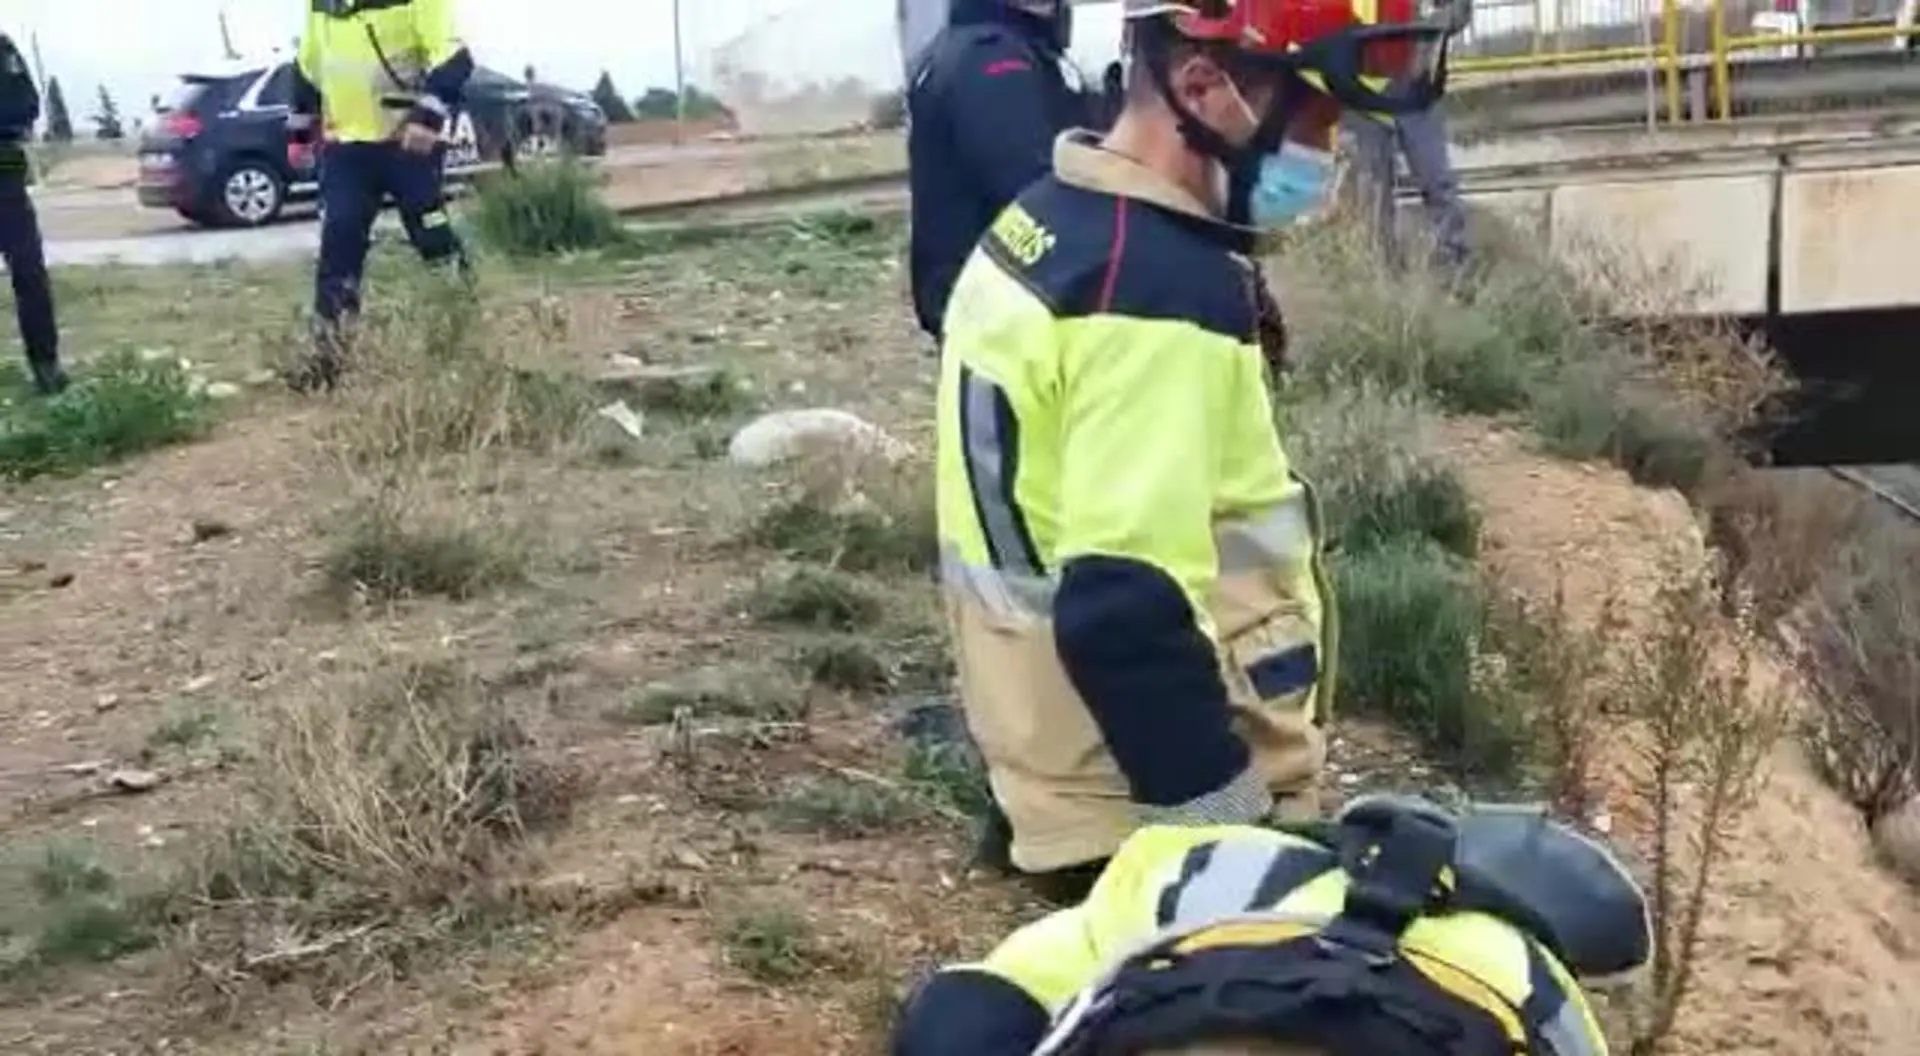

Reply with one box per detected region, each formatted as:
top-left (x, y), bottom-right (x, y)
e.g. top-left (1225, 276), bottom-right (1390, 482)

top-left (1799, 516), bottom-right (1920, 824)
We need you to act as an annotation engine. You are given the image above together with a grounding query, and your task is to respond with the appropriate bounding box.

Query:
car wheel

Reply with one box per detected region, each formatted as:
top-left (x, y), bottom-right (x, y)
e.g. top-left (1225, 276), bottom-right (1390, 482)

top-left (214, 161), bottom-right (286, 227)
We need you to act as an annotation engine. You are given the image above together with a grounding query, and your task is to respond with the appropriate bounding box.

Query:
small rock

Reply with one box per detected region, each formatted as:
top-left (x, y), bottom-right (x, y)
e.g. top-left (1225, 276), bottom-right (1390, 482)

top-left (94, 693), bottom-right (121, 713)
top-left (108, 769), bottom-right (164, 794)
top-left (204, 381), bottom-right (242, 400)
top-left (48, 571), bottom-right (74, 589)
top-left (243, 368), bottom-right (279, 386)
top-left (670, 848), bottom-right (711, 872)
top-left (190, 517), bottom-right (233, 543)
top-left (727, 407), bottom-right (908, 469)
top-left (1870, 795), bottom-right (1920, 884)
top-left (181, 674), bottom-right (217, 694)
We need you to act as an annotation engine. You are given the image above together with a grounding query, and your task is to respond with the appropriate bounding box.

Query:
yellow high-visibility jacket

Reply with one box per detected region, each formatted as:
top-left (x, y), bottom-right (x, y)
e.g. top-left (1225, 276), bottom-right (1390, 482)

top-left (935, 130), bottom-right (1338, 874)
top-left (892, 821), bottom-right (1628, 1056)
top-left (292, 0), bottom-right (473, 143)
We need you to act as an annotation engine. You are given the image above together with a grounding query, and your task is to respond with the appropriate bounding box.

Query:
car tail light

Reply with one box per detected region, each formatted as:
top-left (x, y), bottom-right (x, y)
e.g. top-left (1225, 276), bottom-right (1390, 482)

top-left (288, 141), bottom-right (316, 169)
top-left (162, 112), bottom-right (202, 139)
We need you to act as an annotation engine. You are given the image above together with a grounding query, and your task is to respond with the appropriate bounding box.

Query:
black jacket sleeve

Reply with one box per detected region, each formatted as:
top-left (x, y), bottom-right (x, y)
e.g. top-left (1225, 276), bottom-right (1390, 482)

top-left (892, 968), bottom-right (1051, 1056)
top-left (0, 34), bottom-right (40, 136)
top-left (946, 33), bottom-right (1074, 207)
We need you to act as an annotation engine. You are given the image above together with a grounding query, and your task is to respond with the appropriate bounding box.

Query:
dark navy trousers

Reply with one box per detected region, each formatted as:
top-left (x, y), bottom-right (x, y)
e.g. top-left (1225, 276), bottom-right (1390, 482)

top-left (313, 140), bottom-right (466, 324)
top-left (0, 170), bottom-right (56, 370)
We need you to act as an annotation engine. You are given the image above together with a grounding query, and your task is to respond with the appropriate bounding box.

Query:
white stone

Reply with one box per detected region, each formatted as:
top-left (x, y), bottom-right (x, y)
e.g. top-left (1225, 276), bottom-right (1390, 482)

top-left (727, 408), bottom-right (907, 469)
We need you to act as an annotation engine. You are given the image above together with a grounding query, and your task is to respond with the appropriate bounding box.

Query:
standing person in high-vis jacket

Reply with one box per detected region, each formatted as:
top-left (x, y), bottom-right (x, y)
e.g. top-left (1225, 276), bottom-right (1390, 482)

top-left (934, 0), bottom-right (1453, 904)
top-left (0, 30), bottom-right (64, 395)
top-left (286, 0), bottom-right (475, 392)
top-left (891, 796), bottom-right (1651, 1056)
top-left (907, 0), bottom-right (1090, 343)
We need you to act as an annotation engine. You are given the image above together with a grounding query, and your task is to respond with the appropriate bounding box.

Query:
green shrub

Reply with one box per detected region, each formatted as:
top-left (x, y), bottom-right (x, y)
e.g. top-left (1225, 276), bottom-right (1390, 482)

top-left (1332, 540), bottom-right (1527, 782)
top-left (0, 351), bottom-right (214, 481)
top-left (1282, 226), bottom-right (1550, 414)
top-left (1286, 384), bottom-right (1480, 558)
top-left (747, 567), bottom-right (884, 630)
top-left (1, 841), bottom-right (158, 979)
top-left (1531, 360), bottom-right (1720, 496)
top-left (468, 159), bottom-right (626, 257)
top-left (322, 504), bottom-right (526, 602)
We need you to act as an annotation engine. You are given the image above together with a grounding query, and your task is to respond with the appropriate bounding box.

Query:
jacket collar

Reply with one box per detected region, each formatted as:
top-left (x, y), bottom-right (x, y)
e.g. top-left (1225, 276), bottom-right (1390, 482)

top-left (1051, 131), bottom-right (1262, 256)
top-left (949, 0), bottom-right (1060, 52)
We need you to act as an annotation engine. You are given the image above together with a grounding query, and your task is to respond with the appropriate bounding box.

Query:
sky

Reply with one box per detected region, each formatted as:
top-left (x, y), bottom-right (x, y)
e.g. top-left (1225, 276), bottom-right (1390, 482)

top-left (2, 0), bottom-right (1129, 126)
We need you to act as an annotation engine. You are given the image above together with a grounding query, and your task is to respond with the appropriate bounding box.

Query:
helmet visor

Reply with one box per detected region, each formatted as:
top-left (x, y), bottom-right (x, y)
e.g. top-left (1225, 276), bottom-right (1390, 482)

top-left (1287, 23), bottom-right (1454, 116)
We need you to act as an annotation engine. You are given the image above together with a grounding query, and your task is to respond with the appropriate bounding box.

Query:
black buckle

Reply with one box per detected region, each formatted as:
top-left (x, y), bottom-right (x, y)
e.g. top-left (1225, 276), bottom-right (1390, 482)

top-left (1319, 809), bottom-right (1457, 964)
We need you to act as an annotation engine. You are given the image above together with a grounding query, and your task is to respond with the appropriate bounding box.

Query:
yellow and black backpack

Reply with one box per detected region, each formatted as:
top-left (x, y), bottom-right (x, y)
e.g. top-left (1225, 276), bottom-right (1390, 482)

top-left (1035, 796), bottom-right (1650, 1056)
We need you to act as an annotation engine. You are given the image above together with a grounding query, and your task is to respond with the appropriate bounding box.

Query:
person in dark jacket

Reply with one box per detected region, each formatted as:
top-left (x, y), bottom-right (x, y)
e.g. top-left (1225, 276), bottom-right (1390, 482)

top-left (906, 0), bottom-right (1091, 342)
top-left (0, 32), bottom-right (64, 396)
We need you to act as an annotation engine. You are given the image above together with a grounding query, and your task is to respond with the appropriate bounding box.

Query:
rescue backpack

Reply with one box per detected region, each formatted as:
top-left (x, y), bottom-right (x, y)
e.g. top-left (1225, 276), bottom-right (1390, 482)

top-left (1033, 796), bottom-right (1650, 1056)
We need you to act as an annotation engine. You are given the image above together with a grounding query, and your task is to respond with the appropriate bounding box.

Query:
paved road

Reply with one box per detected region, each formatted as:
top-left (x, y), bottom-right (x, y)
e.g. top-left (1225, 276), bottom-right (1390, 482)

top-left (1851, 465), bottom-right (1920, 516)
top-left (15, 134), bottom-right (887, 269)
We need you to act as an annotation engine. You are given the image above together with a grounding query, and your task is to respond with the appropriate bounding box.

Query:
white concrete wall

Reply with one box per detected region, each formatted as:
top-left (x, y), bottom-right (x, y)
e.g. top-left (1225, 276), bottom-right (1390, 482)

top-left (1442, 123), bottom-right (1920, 316)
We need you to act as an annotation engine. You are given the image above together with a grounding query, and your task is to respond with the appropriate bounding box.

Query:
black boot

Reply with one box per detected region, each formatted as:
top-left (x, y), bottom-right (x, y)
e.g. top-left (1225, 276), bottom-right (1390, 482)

top-left (28, 358), bottom-right (68, 396)
top-left (973, 800), bottom-right (1017, 876)
top-left (286, 321), bottom-right (348, 393)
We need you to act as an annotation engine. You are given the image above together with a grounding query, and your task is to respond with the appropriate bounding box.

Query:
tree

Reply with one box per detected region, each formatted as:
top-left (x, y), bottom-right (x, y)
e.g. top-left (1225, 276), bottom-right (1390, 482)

top-left (523, 64), bottom-right (537, 84)
top-left (92, 84), bottom-right (124, 140)
top-left (630, 85), bottom-right (733, 123)
top-left (589, 71), bottom-right (635, 123)
top-left (42, 76), bottom-right (73, 142)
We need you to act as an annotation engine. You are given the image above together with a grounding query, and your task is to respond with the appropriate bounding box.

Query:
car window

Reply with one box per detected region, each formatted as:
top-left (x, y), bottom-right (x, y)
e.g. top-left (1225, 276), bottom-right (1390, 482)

top-left (157, 79), bottom-right (211, 114)
top-left (254, 64), bottom-right (294, 108)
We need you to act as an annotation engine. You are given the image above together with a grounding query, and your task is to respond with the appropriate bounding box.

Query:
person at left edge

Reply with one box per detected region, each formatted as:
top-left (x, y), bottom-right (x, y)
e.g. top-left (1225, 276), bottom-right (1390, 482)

top-left (286, 0), bottom-right (475, 392)
top-left (907, 0), bottom-right (1091, 343)
top-left (0, 30), bottom-right (65, 396)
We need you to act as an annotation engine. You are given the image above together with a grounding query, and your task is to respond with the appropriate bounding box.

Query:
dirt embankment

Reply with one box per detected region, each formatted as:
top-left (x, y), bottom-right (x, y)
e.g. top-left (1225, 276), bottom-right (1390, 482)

top-left (1444, 423), bottom-right (1920, 1056)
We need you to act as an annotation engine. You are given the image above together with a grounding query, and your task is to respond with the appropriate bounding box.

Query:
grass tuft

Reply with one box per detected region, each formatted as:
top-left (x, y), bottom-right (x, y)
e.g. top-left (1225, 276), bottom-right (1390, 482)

top-left (468, 159), bottom-right (628, 258)
top-left (0, 351), bottom-right (214, 482)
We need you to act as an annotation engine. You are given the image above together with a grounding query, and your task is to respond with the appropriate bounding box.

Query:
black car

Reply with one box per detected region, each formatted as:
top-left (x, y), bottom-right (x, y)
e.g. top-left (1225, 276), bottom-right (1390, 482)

top-left (136, 59), bottom-right (608, 228)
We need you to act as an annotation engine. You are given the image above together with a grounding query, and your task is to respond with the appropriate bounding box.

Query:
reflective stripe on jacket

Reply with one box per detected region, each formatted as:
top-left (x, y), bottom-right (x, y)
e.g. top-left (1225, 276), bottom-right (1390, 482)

top-left (934, 132), bottom-right (1337, 873)
top-left (892, 824), bottom-right (1612, 1056)
top-left (296, 0), bottom-right (471, 143)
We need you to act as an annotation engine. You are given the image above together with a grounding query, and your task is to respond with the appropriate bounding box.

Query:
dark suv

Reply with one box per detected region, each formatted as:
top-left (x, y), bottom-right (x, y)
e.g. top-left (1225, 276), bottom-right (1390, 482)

top-left (136, 60), bottom-right (608, 228)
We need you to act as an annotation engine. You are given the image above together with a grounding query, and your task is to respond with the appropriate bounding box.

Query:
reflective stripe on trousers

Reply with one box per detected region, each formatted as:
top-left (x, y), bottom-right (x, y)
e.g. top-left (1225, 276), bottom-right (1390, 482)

top-left (939, 494), bottom-right (1316, 621)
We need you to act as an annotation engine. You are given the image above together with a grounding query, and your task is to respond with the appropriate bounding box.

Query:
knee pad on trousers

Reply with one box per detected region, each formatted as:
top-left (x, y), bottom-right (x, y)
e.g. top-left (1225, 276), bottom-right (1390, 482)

top-left (410, 207), bottom-right (462, 264)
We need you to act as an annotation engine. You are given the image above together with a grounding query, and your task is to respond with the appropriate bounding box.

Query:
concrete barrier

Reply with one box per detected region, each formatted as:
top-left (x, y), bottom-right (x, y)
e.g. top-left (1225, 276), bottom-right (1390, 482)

top-left (1422, 118), bottom-right (1920, 317)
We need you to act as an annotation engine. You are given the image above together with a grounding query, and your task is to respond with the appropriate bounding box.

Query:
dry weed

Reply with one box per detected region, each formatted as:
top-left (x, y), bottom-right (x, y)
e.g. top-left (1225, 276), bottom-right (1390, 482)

top-left (1702, 469), bottom-right (1864, 627)
top-left (1798, 519), bottom-right (1920, 823)
top-left (1617, 569), bottom-right (1791, 1054)
top-left (228, 652), bottom-right (581, 905)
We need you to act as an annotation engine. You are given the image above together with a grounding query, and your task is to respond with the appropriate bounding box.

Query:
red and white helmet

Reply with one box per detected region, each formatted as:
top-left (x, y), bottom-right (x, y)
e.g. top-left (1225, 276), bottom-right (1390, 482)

top-left (1123, 0), bottom-right (1451, 114)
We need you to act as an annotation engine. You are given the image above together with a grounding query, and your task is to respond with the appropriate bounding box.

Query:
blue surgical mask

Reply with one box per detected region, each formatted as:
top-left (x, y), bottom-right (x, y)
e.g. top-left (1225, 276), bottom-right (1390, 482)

top-left (1246, 142), bottom-right (1336, 229)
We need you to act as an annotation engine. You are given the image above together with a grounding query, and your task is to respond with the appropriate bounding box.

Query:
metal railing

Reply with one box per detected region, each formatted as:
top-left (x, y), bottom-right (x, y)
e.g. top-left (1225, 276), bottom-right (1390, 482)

top-left (1447, 0), bottom-right (1919, 124)
top-left (1708, 9), bottom-right (1916, 119)
top-left (1450, 0), bottom-right (1687, 122)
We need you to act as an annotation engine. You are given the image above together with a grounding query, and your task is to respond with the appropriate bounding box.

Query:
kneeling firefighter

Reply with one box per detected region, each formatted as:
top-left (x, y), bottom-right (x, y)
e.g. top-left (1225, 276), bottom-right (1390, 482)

top-left (287, 0), bottom-right (475, 392)
top-left (892, 796), bottom-right (1651, 1055)
top-left (934, 0), bottom-right (1452, 903)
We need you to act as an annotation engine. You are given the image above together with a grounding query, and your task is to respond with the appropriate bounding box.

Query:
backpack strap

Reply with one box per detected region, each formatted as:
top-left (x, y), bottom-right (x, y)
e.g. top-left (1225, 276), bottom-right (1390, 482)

top-left (1318, 801), bottom-right (1457, 962)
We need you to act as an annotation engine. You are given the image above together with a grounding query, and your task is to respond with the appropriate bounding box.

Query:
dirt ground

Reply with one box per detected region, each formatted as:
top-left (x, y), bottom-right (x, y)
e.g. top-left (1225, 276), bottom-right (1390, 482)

top-left (1443, 423), bottom-right (1920, 1055)
top-left (0, 214), bottom-right (1914, 1054)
